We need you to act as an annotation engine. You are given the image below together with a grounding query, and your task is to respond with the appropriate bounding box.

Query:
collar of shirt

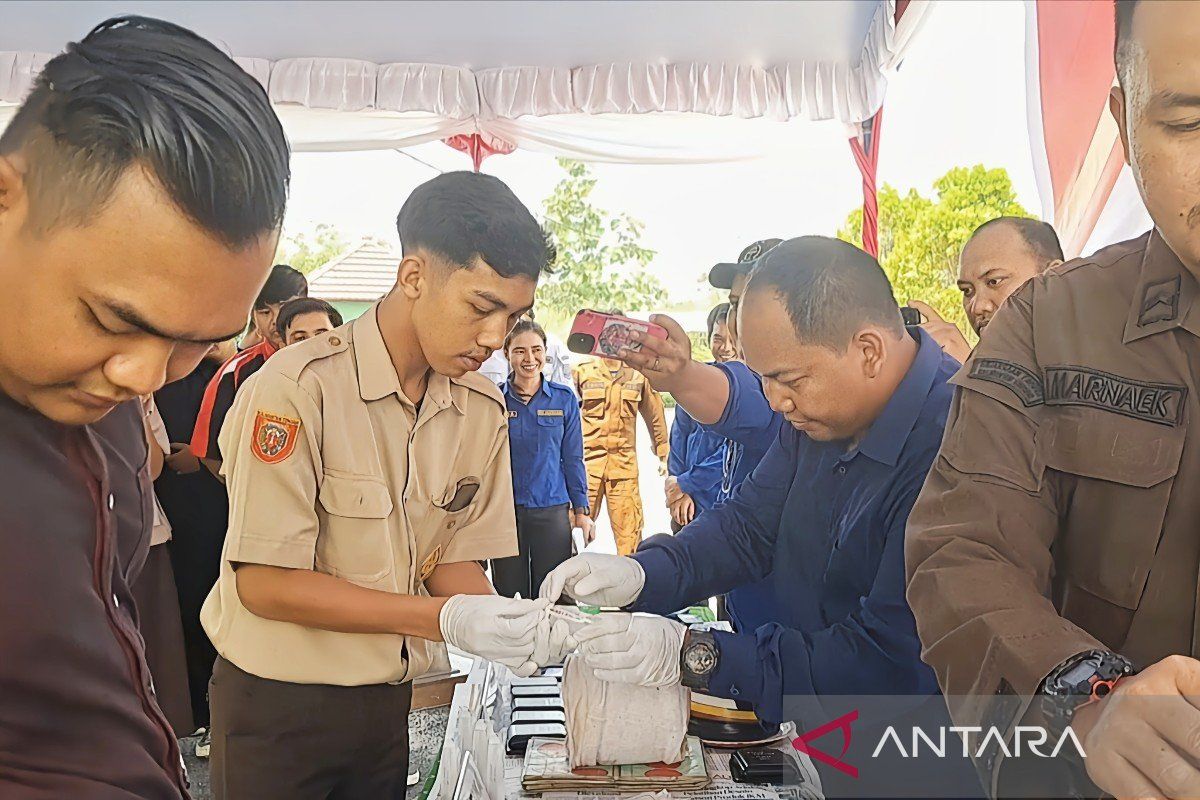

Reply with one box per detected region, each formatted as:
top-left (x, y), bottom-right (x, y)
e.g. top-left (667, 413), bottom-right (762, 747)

top-left (501, 376), bottom-right (553, 403)
top-left (848, 327), bottom-right (942, 468)
top-left (1123, 229), bottom-right (1200, 343)
top-left (216, 338), bottom-right (277, 382)
top-left (352, 304), bottom-right (463, 414)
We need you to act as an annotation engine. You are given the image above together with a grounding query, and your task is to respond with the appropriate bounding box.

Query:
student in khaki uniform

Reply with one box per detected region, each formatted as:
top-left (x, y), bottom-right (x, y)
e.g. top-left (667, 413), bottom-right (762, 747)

top-left (202, 172), bottom-right (566, 800)
top-left (573, 343), bottom-right (670, 556)
top-left (906, 3), bottom-right (1200, 797)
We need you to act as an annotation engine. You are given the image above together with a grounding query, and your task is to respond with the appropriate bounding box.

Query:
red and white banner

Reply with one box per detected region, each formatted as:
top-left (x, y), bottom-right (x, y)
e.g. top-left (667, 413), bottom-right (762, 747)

top-left (1025, 0), bottom-right (1150, 259)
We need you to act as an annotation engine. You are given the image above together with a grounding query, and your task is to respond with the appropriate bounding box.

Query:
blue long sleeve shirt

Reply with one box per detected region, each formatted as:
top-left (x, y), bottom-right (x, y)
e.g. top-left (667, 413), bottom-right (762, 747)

top-left (631, 329), bottom-right (957, 723)
top-left (502, 379), bottom-right (589, 510)
top-left (667, 406), bottom-right (726, 513)
top-left (701, 360), bottom-right (785, 631)
top-left (709, 360), bottom-right (784, 501)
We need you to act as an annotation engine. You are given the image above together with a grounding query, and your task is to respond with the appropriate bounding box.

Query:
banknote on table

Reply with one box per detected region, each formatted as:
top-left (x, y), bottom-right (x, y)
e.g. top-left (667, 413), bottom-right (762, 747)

top-left (521, 736), bottom-right (709, 793)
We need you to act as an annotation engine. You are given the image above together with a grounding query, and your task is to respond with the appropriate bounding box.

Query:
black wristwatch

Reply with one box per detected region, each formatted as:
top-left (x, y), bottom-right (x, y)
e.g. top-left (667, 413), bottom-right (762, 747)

top-left (1039, 650), bottom-right (1135, 731)
top-left (680, 628), bottom-right (719, 691)
top-left (573, 506), bottom-right (591, 517)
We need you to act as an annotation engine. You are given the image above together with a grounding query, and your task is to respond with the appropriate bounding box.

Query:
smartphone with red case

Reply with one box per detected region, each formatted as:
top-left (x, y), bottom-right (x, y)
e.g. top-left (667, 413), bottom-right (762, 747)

top-left (566, 310), bottom-right (668, 358)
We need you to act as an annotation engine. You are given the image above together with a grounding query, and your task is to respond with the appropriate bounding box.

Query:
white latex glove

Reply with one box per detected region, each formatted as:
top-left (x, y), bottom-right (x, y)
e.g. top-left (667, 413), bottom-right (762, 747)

top-left (439, 595), bottom-right (549, 677)
top-left (532, 615), bottom-right (578, 668)
top-left (538, 553), bottom-right (646, 608)
top-left (573, 613), bottom-right (686, 687)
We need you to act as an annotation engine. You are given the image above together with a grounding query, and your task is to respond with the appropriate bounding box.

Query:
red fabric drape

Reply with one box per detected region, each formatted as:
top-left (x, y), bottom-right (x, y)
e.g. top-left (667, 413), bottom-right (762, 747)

top-left (848, 108), bottom-right (884, 258)
top-left (442, 133), bottom-right (516, 171)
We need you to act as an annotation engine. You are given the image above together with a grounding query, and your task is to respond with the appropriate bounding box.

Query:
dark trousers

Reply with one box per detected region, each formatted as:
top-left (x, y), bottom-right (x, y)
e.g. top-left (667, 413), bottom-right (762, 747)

top-left (131, 544), bottom-right (194, 737)
top-left (158, 469), bottom-right (227, 728)
top-left (491, 503), bottom-right (572, 599)
top-left (209, 657), bottom-right (412, 800)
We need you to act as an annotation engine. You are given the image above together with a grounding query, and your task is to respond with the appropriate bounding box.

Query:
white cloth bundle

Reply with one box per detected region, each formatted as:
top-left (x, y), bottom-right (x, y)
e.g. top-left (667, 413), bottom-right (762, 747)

top-left (561, 653), bottom-right (689, 768)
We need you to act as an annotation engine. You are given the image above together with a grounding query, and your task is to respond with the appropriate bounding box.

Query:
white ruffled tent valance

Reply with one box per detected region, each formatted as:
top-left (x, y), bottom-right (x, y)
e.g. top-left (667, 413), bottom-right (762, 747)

top-left (0, 0), bottom-right (930, 162)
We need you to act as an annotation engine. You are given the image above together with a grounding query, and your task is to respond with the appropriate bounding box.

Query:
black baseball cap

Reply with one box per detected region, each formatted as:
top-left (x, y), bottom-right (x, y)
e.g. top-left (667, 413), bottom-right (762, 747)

top-left (708, 238), bottom-right (783, 289)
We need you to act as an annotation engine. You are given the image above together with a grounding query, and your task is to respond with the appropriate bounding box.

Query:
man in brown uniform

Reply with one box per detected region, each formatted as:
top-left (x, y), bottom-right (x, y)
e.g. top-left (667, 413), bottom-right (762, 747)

top-left (203, 172), bottom-right (567, 799)
top-left (907, 2), bottom-right (1200, 797)
top-left (574, 338), bottom-right (670, 556)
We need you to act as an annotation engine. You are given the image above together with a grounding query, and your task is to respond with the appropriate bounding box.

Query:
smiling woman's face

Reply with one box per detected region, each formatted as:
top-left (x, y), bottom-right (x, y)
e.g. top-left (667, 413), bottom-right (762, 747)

top-left (506, 329), bottom-right (546, 381)
top-left (0, 166), bottom-right (275, 424)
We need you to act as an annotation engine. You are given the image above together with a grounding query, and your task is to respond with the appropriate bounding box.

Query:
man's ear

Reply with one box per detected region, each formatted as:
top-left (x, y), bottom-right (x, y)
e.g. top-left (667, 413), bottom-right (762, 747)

top-left (856, 328), bottom-right (887, 380)
top-left (395, 254), bottom-right (426, 301)
top-left (0, 154), bottom-right (29, 231)
top-left (1110, 86), bottom-right (1132, 167)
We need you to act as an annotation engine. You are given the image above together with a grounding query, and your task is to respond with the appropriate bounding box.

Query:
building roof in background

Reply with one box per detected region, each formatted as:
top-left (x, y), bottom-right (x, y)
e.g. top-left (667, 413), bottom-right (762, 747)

top-left (307, 240), bottom-right (398, 302)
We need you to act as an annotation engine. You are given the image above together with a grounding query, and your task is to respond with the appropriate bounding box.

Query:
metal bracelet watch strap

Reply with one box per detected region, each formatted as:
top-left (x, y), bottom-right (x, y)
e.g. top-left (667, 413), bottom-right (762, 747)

top-left (1038, 649), bottom-right (1136, 731)
top-left (680, 627), bottom-right (718, 692)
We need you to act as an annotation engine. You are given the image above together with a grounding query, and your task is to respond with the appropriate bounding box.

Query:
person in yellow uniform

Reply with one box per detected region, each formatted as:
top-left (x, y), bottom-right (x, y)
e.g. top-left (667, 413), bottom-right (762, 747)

top-left (201, 172), bottom-right (567, 800)
top-left (573, 318), bottom-right (670, 556)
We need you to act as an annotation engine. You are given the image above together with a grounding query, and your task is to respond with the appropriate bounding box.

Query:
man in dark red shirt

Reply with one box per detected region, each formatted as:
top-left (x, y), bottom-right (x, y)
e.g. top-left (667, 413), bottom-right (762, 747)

top-left (190, 264), bottom-right (308, 468)
top-left (0, 16), bottom-right (290, 799)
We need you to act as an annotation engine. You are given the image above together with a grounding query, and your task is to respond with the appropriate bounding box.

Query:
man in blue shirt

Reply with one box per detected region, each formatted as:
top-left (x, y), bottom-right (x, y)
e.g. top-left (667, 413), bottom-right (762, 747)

top-left (643, 242), bottom-right (789, 630)
top-left (542, 236), bottom-right (958, 724)
top-left (493, 319), bottom-right (591, 599)
top-left (665, 304), bottom-right (735, 530)
top-left (665, 407), bottom-right (724, 528)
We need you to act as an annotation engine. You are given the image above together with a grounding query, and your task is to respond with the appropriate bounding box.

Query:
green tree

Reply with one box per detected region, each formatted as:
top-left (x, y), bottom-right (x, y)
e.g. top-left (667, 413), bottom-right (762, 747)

top-left (275, 223), bottom-right (352, 274)
top-left (837, 165), bottom-right (1032, 339)
top-left (537, 159), bottom-right (666, 326)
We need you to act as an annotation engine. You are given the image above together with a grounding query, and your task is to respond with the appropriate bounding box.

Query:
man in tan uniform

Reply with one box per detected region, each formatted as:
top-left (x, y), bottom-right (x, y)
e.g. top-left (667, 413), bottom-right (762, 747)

top-left (574, 346), bottom-right (670, 556)
top-left (907, 3), bottom-right (1200, 797)
top-left (202, 172), bottom-right (566, 799)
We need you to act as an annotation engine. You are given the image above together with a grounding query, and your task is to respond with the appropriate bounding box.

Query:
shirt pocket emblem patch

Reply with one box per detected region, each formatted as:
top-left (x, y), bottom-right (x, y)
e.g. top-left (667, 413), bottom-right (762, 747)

top-left (251, 411), bottom-right (301, 464)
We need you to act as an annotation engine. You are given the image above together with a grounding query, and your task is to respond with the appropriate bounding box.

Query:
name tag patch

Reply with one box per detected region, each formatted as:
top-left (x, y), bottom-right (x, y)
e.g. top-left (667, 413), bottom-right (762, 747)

top-left (1044, 366), bottom-right (1186, 426)
top-left (537, 409), bottom-right (564, 417)
top-left (968, 359), bottom-right (1044, 407)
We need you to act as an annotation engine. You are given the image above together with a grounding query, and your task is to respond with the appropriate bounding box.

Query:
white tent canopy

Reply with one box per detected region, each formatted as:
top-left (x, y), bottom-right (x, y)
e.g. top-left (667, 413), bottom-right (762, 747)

top-left (0, 0), bottom-right (929, 162)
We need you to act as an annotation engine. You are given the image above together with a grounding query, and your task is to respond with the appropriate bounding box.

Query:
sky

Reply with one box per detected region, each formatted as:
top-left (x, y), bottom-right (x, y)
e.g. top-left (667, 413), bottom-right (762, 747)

top-left (282, 0), bottom-right (1041, 307)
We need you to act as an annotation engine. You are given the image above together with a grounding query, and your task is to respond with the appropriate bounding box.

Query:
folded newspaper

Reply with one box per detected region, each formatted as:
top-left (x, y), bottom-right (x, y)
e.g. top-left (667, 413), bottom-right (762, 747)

top-left (521, 736), bottom-right (709, 793)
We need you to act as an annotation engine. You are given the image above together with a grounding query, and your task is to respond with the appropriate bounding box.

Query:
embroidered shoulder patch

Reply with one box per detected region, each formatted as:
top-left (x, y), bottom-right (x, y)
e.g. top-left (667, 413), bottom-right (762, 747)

top-left (1139, 276), bottom-right (1181, 327)
top-left (968, 359), bottom-right (1045, 407)
top-left (1044, 366), bottom-right (1186, 426)
top-left (251, 411), bottom-right (301, 464)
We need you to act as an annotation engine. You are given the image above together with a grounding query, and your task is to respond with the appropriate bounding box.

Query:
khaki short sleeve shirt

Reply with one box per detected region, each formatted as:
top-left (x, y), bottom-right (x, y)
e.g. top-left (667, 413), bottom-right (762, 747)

top-left (201, 304), bottom-right (518, 686)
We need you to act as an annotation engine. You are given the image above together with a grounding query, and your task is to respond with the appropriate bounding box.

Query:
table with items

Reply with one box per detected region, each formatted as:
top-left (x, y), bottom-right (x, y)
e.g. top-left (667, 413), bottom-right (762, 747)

top-left (418, 615), bottom-right (823, 800)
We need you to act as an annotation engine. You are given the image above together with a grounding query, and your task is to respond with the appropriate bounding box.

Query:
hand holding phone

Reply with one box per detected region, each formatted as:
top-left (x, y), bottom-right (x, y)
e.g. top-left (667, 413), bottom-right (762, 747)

top-left (566, 310), bottom-right (668, 358)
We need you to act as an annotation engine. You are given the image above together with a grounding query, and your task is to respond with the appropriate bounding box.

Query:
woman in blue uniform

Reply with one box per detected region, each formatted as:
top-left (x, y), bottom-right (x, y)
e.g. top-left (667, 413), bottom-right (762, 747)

top-left (492, 320), bottom-right (592, 599)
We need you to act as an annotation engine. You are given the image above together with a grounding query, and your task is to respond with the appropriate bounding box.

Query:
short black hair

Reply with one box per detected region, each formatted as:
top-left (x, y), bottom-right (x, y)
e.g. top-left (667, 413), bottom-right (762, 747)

top-left (706, 302), bottom-right (730, 340)
top-left (255, 264), bottom-right (308, 310)
top-left (504, 318), bottom-right (547, 351)
top-left (276, 297), bottom-right (343, 340)
top-left (969, 216), bottom-right (1064, 267)
top-left (1114, 0), bottom-right (1140, 87)
top-left (745, 236), bottom-right (903, 349)
top-left (0, 16), bottom-right (290, 247)
top-left (396, 172), bottom-right (555, 281)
